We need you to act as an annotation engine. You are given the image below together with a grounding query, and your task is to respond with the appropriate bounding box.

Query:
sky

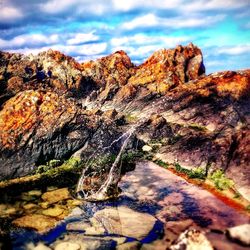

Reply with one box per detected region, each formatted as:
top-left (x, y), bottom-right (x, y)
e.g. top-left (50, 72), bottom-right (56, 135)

top-left (0, 0), bottom-right (250, 74)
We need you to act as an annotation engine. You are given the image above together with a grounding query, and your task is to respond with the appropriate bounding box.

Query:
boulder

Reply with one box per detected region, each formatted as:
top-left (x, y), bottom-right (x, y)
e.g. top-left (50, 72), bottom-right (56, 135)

top-left (170, 229), bottom-right (213, 250)
top-left (93, 206), bottom-right (157, 240)
top-left (227, 224), bottom-right (250, 246)
top-left (12, 214), bottom-right (58, 233)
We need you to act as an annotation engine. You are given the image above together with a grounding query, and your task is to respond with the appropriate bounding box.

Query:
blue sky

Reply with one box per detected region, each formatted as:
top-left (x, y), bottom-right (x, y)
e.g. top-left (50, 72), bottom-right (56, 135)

top-left (0, 0), bottom-right (249, 73)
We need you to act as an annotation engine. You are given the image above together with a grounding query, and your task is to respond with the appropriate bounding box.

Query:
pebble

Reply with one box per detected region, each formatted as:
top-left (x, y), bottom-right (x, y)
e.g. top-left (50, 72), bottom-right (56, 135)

top-left (142, 145), bottom-right (153, 152)
top-left (117, 241), bottom-right (141, 250)
top-left (42, 207), bottom-right (64, 217)
top-left (28, 190), bottom-right (42, 197)
top-left (27, 242), bottom-right (52, 250)
top-left (169, 229), bottom-right (213, 250)
top-left (23, 203), bottom-right (38, 210)
top-left (41, 188), bottom-right (70, 204)
top-left (227, 224), bottom-right (250, 246)
top-left (54, 242), bottom-right (81, 250)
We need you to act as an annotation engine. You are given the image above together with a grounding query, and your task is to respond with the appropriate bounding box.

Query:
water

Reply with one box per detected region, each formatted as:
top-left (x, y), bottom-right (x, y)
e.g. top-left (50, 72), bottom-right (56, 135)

top-left (76, 127), bottom-right (135, 201)
top-left (4, 161), bottom-right (249, 249)
top-left (76, 127), bottom-right (136, 201)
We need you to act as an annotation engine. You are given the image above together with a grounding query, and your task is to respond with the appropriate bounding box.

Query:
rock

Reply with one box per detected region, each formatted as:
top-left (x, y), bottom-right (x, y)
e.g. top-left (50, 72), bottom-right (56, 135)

top-left (142, 145), bottom-right (153, 152)
top-left (169, 229), bottom-right (213, 250)
top-left (51, 235), bottom-right (114, 250)
top-left (41, 188), bottom-right (70, 204)
top-left (4, 207), bottom-right (17, 215)
top-left (39, 202), bottom-right (49, 209)
top-left (103, 109), bottom-right (118, 120)
top-left (164, 219), bottom-right (195, 246)
top-left (66, 199), bottom-right (83, 206)
top-left (23, 203), bottom-right (38, 210)
top-left (103, 236), bottom-right (126, 245)
top-left (27, 242), bottom-right (52, 250)
top-left (0, 204), bottom-right (7, 214)
top-left (54, 242), bottom-right (81, 250)
top-left (140, 240), bottom-right (166, 250)
top-left (66, 207), bottom-right (85, 218)
top-left (66, 221), bottom-right (91, 231)
top-left (226, 129), bottom-right (250, 201)
top-left (42, 207), bottom-right (64, 217)
top-left (20, 192), bottom-right (36, 201)
top-left (116, 241), bottom-right (141, 250)
top-left (28, 190), bottom-right (42, 197)
top-left (12, 214), bottom-right (57, 233)
top-left (0, 45), bottom-right (249, 201)
top-left (0, 89), bottom-right (86, 180)
top-left (7, 76), bottom-right (24, 93)
top-left (227, 224), bottom-right (250, 246)
top-left (128, 43), bottom-right (205, 94)
top-left (93, 206), bottom-right (156, 240)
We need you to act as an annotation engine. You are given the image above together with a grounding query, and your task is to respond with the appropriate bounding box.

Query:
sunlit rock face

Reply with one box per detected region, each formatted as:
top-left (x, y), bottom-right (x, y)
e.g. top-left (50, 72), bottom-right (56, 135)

top-left (128, 43), bottom-right (205, 94)
top-left (0, 43), bottom-right (249, 199)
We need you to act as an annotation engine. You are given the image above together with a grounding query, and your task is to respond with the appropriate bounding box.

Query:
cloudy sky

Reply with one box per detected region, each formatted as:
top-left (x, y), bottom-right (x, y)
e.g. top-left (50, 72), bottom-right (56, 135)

top-left (0, 0), bottom-right (249, 73)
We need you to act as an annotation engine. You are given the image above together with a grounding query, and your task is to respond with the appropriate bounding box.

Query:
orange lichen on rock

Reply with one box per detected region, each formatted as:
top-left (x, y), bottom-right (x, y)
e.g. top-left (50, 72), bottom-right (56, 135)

top-left (128, 43), bottom-right (205, 94)
top-left (168, 70), bottom-right (250, 101)
top-left (0, 89), bottom-right (76, 151)
top-left (81, 50), bottom-right (134, 87)
top-left (214, 70), bottom-right (250, 99)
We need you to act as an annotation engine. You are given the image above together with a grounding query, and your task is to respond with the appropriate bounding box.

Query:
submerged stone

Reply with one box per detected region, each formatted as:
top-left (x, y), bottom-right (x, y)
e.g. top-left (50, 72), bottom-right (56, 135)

top-left (51, 235), bottom-right (114, 250)
top-left (28, 190), bottom-right (42, 197)
top-left (93, 206), bottom-right (157, 240)
top-left (54, 242), bottom-right (81, 250)
top-left (42, 207), bottom-right (64, 217)
top-left (142, 145), bottom-right (153, 152)
top-left (23, 203), bottom-right (38, 210)
top-left (12, 214), bottom-right (58, 233)
top-left (117, 241), bottom-right (141, 250)
top-left (41, 188), bottom-right (70, 204)
top-left (227, 224), bottom-right (250, 246)
top-left (27, 242), bottom-right (52, 250)
top-left (169, 229), bottom-right (213, 250)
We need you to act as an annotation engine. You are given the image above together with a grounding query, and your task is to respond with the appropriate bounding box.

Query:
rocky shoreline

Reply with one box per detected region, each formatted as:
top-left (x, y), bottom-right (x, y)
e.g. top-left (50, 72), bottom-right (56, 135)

top-left (0, 43), bottom-right (249, 200)
top-left (0, 43), bottom-right (250, 249)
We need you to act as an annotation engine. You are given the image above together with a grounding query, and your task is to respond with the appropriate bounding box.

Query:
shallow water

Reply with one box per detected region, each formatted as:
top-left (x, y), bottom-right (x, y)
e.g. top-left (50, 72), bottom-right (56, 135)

top-left (1, 161), bottom-right (250, 249)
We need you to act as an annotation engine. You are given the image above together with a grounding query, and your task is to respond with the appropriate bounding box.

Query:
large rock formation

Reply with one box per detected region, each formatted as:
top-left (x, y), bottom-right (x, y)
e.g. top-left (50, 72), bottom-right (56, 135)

top-left (0, 43), bottom-right (249, 199)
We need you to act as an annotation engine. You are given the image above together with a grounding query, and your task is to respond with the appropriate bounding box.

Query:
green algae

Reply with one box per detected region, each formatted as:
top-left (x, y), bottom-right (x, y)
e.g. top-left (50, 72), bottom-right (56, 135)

top-left (208, 169), bottom-right (234, 191)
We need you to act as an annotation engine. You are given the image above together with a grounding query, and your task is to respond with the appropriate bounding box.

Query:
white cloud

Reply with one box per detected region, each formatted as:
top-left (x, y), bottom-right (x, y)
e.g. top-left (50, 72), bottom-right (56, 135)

top-left (112, 0), bottom-right (182, 11)
top-left (67, 31), bottom-right (99, 45)
top-left (217, 44), bottom-right (250, 55)
top-left (112, 0), bottom-right (247, 12)
top-left (41, 0), bottom-right (79, 14)
top-left (111, 44), bottom-right (164, 59)
top-left (111, 34), bottom-right (190, 47)
top-left (183, 0), bottom-right (248, 12)
top-left (0, 34), bottom-right (59, 49)
top-left (40, 0), bottom-right (109, 15)
top-left (7, 42), bottom-right (108, 57)
top-left (0, 5), bottom-right (23, 22)
top-left (121, 13), bottom-right (225, 30)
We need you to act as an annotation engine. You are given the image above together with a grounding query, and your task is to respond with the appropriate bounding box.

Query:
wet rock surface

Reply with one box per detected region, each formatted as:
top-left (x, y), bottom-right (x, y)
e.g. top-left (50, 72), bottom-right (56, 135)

top-left (93, 206), bottom-right (157, 240)
top-left (169, 229), bottom-right (213, 250)
top-left (2, 161), bottom-right (248, 249)
top-left (227, 224), bottom-right (250, 246)
top-left (13, 214), bottom-right (58, 233)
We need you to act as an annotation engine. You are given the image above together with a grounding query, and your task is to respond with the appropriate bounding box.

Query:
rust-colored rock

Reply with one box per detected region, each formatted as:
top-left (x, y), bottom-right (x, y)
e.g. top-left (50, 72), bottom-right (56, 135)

top-left (128, 43), bottom-right (205, 94)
